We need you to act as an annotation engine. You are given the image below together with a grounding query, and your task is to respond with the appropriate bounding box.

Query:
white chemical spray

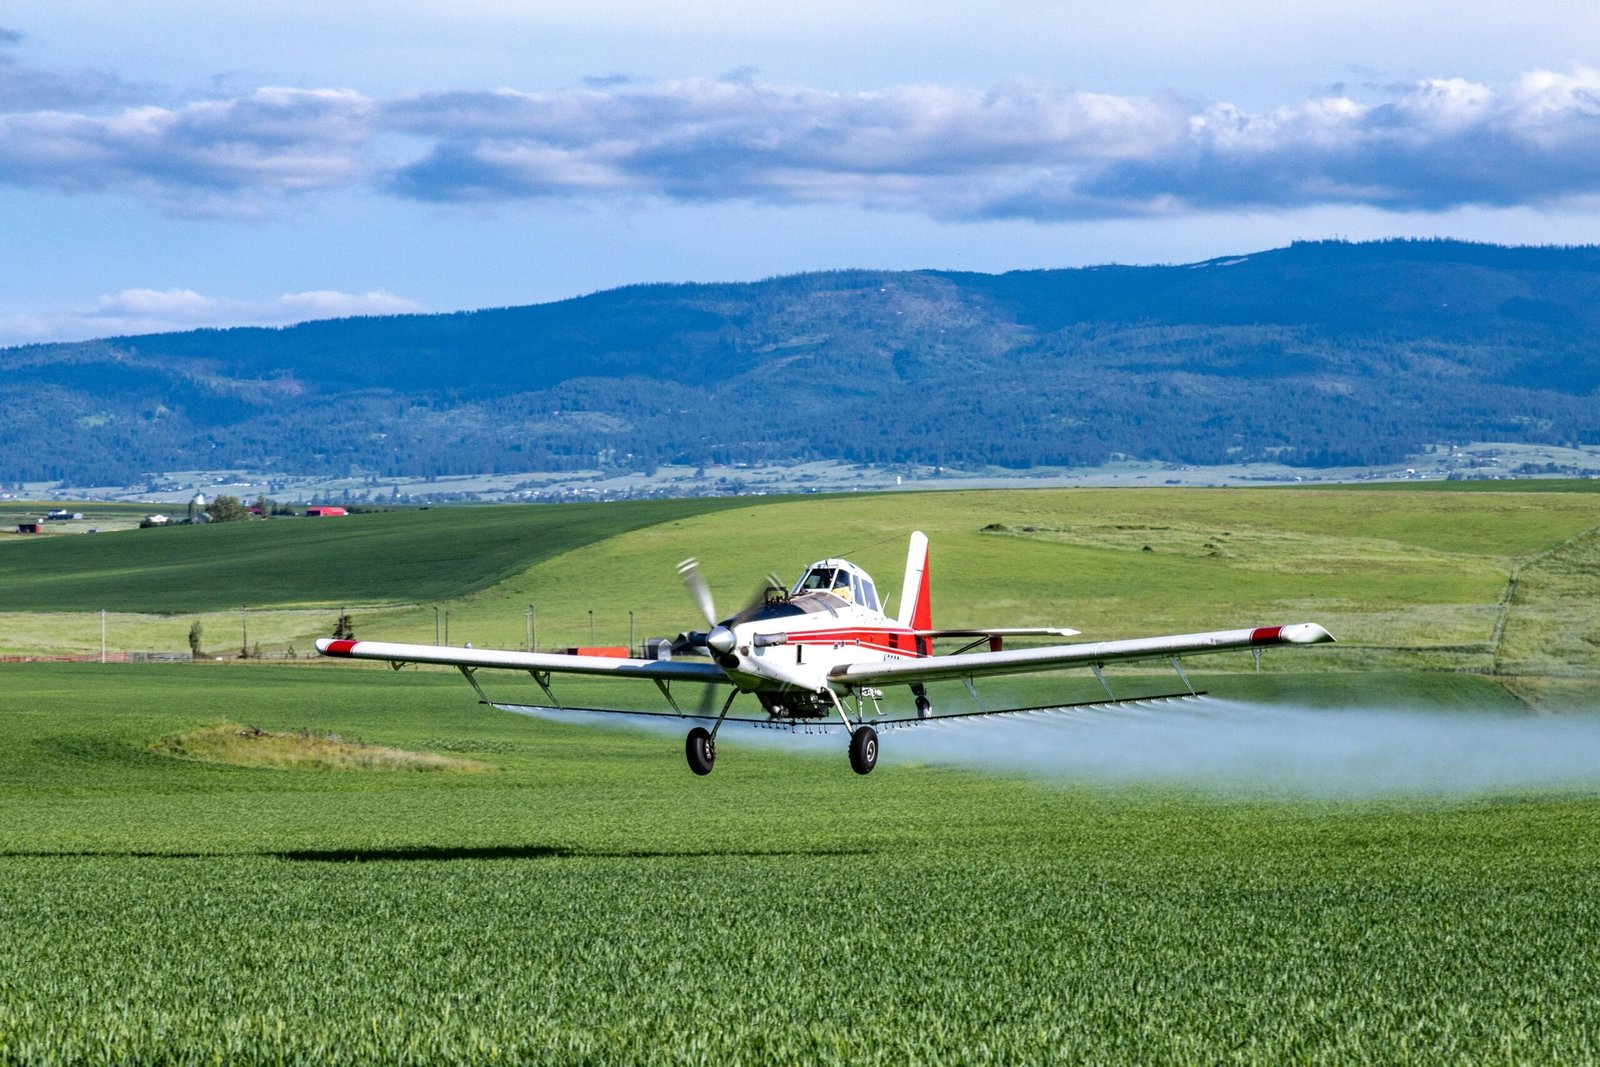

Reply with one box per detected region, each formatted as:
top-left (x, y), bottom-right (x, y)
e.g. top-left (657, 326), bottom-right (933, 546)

top-left (882, 697), bottom-right (1600, 797)
top-left (506, 695), bottom-right (1600, 797)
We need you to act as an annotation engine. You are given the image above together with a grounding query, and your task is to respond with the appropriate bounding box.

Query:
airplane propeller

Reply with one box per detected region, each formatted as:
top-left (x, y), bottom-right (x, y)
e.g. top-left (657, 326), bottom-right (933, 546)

top-left (677, 558), bottom-right (737, 657)
top-left (676, 558), bottom-right (717, 629)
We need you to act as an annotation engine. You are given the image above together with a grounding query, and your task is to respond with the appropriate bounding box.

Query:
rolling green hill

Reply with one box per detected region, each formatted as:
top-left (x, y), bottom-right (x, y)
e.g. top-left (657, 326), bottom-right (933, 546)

top-left (3, 487), bottom-right (1596, 709)
top-left (0, 497), bottom-right (751, 612)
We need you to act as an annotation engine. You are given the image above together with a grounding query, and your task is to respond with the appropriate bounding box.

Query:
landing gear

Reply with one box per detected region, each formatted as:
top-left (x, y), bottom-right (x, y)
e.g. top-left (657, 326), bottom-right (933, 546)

top-left (912, 683), bottom-right (932, 719)
top-left (684, 690), bottom-right (739, 775)
top-left (849, 725), bottom-right (878, 775)
top-left (685, 727), bottom-right (715, 776)
top-left (822, 687), bottom-right (880, 776)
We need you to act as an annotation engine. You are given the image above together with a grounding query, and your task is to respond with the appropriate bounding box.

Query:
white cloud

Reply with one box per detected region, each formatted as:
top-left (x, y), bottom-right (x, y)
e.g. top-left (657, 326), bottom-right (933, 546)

top-left (0, 86), bottom-right (374, 214)
top-left (273, 289), bottom-right (426, 317)
top-left (4, 59), bottom-right (1600, 222)
top-left (0, 287), bottom-right (424, 345)
top-left (0, 26), bottom-right (148, 109)
top-left (383, 70), bottom-right (1600, 219)
top-left (95, 287), bottom-right (216, 317)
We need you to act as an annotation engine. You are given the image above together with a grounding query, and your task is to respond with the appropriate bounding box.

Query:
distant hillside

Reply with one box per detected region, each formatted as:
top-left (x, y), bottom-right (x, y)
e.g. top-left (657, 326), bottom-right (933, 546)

top-left (6, 239), bottom-right (1600, 484)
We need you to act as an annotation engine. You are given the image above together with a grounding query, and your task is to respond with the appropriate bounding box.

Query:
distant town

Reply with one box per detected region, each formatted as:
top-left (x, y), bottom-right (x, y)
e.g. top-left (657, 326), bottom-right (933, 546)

top-left (4, 441), bottom-right (1599, 515)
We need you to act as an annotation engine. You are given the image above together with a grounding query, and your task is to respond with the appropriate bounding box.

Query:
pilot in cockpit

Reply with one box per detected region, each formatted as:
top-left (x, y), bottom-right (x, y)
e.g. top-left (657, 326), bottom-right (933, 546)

top-left (797, 567), bottom-right (853, 602)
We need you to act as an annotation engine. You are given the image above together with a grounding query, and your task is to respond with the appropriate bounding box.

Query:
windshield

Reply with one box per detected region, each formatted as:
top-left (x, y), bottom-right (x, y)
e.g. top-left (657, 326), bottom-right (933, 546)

top-left (793, 564), bottom-right (879, 610)
top-left (795, 567), bottom-right (840, 595)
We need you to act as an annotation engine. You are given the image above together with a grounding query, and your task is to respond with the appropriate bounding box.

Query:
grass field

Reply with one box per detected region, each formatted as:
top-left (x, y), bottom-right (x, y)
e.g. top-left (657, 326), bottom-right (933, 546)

top-left (0, 496), bottom-right (754, 613)
top-left (2, 663), bottom-right (1599, 1063)
top-left (3, 487), bottom-right (1599, 1061)
top-left (1309, 477), bottom-right (1600, 493)
top-left (4, 488), bottom-right (1598, 697)
top-left (0, 500), bottom-right (157, 537)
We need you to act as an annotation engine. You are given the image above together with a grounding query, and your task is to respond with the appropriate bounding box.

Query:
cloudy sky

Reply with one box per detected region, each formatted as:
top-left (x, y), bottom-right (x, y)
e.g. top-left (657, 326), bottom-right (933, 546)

top-left (4, 1), bottom-right (1600, 344)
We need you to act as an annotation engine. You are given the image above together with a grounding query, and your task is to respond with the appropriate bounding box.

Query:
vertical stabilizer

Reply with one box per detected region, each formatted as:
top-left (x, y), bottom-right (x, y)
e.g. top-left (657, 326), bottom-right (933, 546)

top-left (897, 530), bottom-right (932, 630)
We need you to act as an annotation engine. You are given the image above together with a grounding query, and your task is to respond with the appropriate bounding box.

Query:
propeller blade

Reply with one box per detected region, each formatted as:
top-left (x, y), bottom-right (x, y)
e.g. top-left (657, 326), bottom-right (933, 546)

top-left (677, 557), bottom-right (718, 628)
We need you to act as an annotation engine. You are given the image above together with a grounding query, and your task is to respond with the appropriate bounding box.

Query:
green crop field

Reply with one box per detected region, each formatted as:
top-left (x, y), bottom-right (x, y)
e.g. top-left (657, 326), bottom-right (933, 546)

top-left (1309, 477), bottom-right (1600, 493)
top-left (2, 487), bottom-right (1599, 1062)
top-left (2, 663), bottom-right (1599, 1063)
top-left (0, 497), bottom-right (755, 613)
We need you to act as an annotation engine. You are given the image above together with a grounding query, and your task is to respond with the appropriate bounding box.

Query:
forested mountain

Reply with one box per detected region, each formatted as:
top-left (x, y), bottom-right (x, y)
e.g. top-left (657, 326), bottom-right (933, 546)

top-left (6, 239), bottom-right (1600, 484)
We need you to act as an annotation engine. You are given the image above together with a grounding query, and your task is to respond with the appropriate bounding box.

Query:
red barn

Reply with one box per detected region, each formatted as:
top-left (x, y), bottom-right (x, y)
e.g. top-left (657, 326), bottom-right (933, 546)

top-left (305, 506), bottom-right (349, 517)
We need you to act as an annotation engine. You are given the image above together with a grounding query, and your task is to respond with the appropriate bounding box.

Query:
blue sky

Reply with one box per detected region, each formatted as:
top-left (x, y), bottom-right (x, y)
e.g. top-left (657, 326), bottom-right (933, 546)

top-left (4, 1), bottom-right (1600, 344)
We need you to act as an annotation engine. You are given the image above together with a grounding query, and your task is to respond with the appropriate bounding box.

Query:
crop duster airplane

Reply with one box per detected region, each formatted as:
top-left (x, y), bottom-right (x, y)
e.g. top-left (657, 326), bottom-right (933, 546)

top-left (317, 532), bottom-right (1333, 775)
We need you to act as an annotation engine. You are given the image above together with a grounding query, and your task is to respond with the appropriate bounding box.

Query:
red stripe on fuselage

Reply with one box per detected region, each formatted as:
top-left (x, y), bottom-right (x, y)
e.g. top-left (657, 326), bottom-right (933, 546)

top-left (787, 626), bottom-right (925, 657)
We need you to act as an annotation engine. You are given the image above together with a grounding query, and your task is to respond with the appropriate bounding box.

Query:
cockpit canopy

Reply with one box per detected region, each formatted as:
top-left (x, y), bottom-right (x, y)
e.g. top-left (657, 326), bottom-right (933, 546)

top-left (791, 559), bottom-right (880, 612)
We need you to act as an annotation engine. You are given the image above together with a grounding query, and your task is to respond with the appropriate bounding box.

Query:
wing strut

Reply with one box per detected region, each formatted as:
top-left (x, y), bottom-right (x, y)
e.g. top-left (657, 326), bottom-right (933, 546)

top-left (1090, 665), bottom-right (1115, 701)
top-left (458, 666), bottom-right (490, 703)
top-left (825, 688), bottom-right (858, 735)
top-left (653, 678), bottom-right (683, 713)
top-left (528, 670), bottom-right (560, 708)
top-left (1169, 657), bottom-right (1196, 696)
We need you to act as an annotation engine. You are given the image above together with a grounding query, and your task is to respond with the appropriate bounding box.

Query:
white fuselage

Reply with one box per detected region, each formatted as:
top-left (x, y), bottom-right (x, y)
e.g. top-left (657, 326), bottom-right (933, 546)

top-left (710, 590), bottom-right (924, 698)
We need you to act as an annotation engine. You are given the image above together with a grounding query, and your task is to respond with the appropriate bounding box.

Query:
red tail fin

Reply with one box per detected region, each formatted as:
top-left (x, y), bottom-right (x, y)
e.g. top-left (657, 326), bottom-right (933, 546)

top-left (897, 531), bottom-right (932, 630)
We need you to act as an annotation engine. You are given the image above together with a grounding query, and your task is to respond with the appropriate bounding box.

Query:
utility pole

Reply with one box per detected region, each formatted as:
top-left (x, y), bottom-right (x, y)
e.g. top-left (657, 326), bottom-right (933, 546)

top-left (100, 609), bottom-right (106, 664)
top-left (444, 610), bottom-right (450, 646)
top-left (530, 604), bottom-right (537, 652)
top-left (242, 605), bottom-right (249, 659)
top-left (433, 606), bottom-right (440, 645)
top-left (628, 611), bottom-right (635, 657)
top-left (588, 609), bottom-right (595, 646)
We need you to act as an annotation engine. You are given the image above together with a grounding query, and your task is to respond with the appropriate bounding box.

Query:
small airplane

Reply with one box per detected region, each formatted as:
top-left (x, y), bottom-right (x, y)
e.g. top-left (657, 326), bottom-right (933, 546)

top-left (317, 531), bottom-right (1333, 775)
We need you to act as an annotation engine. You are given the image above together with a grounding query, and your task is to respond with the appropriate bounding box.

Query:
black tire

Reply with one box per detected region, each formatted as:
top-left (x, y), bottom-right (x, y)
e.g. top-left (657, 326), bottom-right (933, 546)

top-left (685, 727), bottom-right (715, 776)
top-left (915, 695), bottom-right (932, 719)
top-left (849, 726), bottom-right (878, 775)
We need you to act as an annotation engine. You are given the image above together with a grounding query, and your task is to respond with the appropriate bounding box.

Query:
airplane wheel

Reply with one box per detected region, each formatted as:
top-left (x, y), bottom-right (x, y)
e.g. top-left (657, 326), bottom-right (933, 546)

top-left (849, 726), bottom-right (878, 775)
top-left (685, 727), bottom-right (715, 776)
top-left (915, 695), bottom-right (932, 719)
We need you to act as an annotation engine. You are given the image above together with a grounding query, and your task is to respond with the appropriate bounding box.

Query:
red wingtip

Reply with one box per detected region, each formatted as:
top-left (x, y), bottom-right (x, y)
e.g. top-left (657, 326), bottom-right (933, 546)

top-left (324, 639), bottom-right (358, 655)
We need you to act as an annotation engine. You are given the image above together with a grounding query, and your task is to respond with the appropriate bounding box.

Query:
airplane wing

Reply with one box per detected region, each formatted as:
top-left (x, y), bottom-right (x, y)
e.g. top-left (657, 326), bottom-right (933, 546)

top-left (829, 623), bottom-right (1334, 689)
top-left (314, 638), bottom-right (728, 683)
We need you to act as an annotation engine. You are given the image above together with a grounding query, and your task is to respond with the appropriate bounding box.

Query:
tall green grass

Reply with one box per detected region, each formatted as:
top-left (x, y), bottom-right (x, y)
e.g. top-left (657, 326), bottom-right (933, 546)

top-left (1, 664), bottom-right (1597, 1063)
